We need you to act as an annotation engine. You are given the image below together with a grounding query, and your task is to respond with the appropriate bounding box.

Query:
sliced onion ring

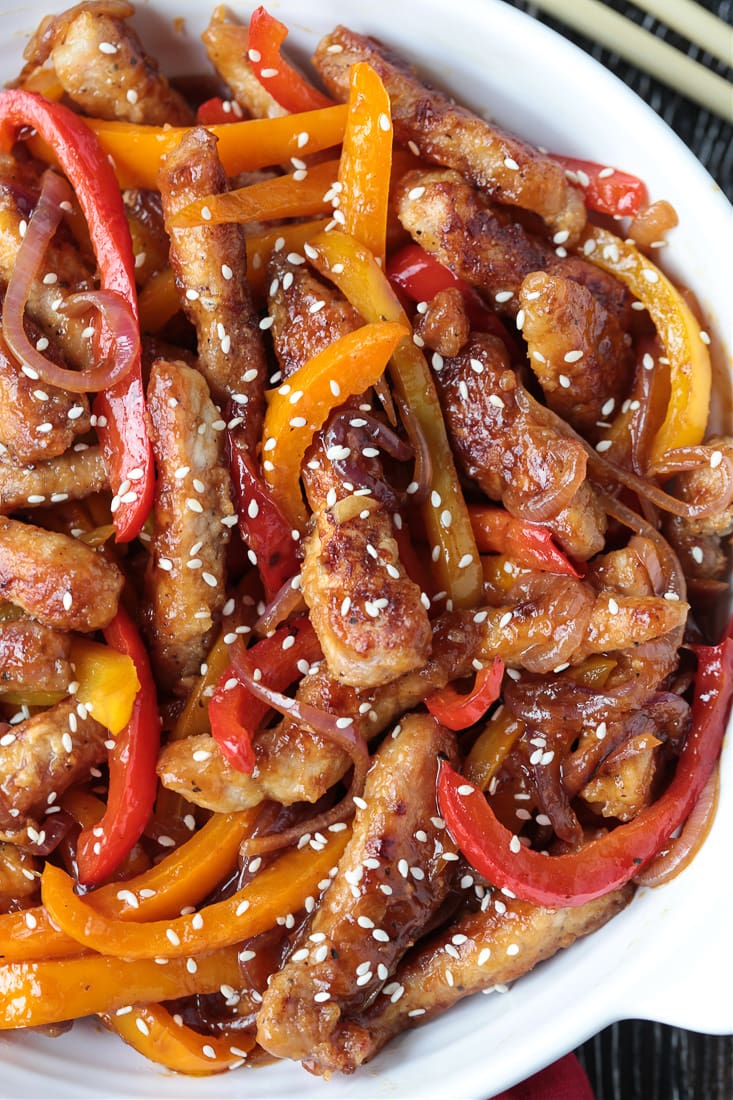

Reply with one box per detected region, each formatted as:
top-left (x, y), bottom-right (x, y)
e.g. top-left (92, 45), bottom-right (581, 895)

top-left (253, 575), bottom-right (306, 638)
top-left (2, 168), bottom-right (139, 394)
top-left (228, 640), bottom-right (369, 856)
top-left (633, 764), bottom-right (719, 888)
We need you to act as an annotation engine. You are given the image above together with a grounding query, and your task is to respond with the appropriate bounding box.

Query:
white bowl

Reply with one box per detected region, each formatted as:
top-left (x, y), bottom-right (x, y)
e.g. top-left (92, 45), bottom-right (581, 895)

top-left (1, 2), bottom-right (731, 1097)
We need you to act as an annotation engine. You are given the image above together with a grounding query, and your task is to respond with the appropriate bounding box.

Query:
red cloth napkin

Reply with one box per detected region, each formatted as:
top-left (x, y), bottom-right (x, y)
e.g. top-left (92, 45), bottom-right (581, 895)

top-left (492, 1053), bottom-right (595, 1100)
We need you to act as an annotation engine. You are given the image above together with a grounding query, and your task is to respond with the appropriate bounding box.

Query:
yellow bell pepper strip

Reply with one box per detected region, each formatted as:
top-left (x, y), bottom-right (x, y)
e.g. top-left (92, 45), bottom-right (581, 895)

top-left (168, 158), bottom-right (339, 229)
top-left (247, 6), bottom-right (334, 113)
top-left (0, 945), bottom-right (242, 1030)
top-left (75, 106), bottom-right (348, 191)
top-left (42, 826), bottom-right (350, 959)
top-left (0, 809), bottom-right (258, 963)
top-left (101, 1003), bottom-right (255, 1075)
top-left (75, 607), bottom-right (160, 886)
top-left (465, 708), bottom-right (526, 790)
top-left (245, 219), bottom-right (329, 303)
top-left (309, 230), bottom-right (484, 608)
top-left (579, 226), bottom-right (711, 467)
top-left (69, 637), bottom-right (140, 736)
top-left (138, 266), bottom-right (179, 334)
top-left (0, 90), bottom-right (154, 543)
top-left (262, 321), bottom-right (409, 530)
top-left (338, 62), bottom-right (392, 265)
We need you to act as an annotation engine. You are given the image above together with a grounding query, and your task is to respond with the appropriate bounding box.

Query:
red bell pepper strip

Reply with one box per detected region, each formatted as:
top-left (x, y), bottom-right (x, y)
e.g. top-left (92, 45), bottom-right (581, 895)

top-left (438, 632), bottom-right (733, 908)
top-left (196, 96), bottom-right (238, 125)
top-left (227, 428), bottom-right (300, 600)
top-left (426, 659), bottom-right (505, 731)
top-left (550, 155), bottom-right (648, 218)
top-left (469, 506), bottom-right (581, 578)
top-left (76, 606), bottom-right (160, 885)
top-left (209, 617), bottom-right (321, 773)
top-left (0, 90), bottom-right (153, 543)
top-left (247, 6), bottom-right (333, 114)
top-left (387, 243), bottom-right (519, 358)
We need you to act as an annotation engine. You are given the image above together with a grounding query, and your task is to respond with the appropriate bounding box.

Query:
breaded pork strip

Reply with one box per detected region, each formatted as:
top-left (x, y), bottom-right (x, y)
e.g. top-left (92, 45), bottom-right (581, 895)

top-left (0, 515), bottom-right (122, 632)
top-left (202, 5), bottom-right (287, 120)
top-left (157, 610), bottom-right (482, 812)
top-left (435, 333), bottom-right (606, 560)
top-left (395, 169), bottom-right (631, 330)
top-left (0, 445), bottom-right (107, 514)
top-left (0, 621), bottom-right (72, 695)
top-left (313, 26), bottom-right (586, 242)
top-left (0, 698), bottom-right (107, 831)
top-left (314, 884), bottom-right (633, 1075)
top-left (519, 271), bottom-right (633, 437)
top-left (257, 713), bottom-right (459, 1070)
top-left (143, 359), bottom-right (234, 695)
top-left (159, 127), bottom-right (268, 452)
top-left (268, 256), bottom-right (431, 689)
top-left (21, 0), bottom-right (194, 125)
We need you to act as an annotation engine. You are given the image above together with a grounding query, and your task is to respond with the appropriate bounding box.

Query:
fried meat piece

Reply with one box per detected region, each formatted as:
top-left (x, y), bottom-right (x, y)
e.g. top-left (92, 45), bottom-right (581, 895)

top-left (395, 169), bottom-right (630, 328)
top-left (319, 884), bottom-right (633, 1073)
top-left (0, 515), bottom-right (122, 632)
top-left (268, 257), bottom-right (430, 689)
top-left (414, 286), bottom-right (470, 358)
top-left (143, 359), bottom-right (234, 695)
top-left (159, 127), bottom-right (268, 451)
top-left (202, 5), bottom-right (287, 120)
top-left (580, 731), bottom-right (662, 821)
top-left (0, 445), bottom-right (107, 514)
top-left (435, 333), bottom-right (606, 560)
top-left (157, 610), bottom-right (482, 812)
top-left (0, 842), bottom-right (39, 913)
top-left (0, 331), bottom-right (91, 464)
top-left (257, 713), bottom-right (459, 1069)
top-left (0, 698), bottom-right (107, 830)
top-left (313, 27), bottom-right (586, 242)
top-left (0, 621), bottom-right (72, 695)
top-left (22, 1), bottom-right (194, 125)
top-left (477, 572), bottom-right (688, 673)
top-left (519, 271), bottom-right (633, 436)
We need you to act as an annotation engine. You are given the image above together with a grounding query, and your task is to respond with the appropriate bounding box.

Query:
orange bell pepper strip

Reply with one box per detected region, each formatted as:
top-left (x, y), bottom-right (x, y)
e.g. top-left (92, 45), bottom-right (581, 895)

top-left (0, 809), bottom-right (258, 962)
top-left (0, 945), bottom-right (242, 1030)
top-left (579, 226), bottom-right (711, 467)
top-left (101, 1003), bottom-right (255, 1075)
top-left (309, 230), bottom-right (484, 608)
top-left (72, 106), bottom-right (347, 190)
top-left (168, 158), bottom-right (339, 229)
top-left (469, 506), bottom-right (581, 578)
top-left (42, 827), bottom-right (350, 959)
top-left (247, 6), bottom-right (334, 113)
top-left (138, 266), bottom-right (179, 334)
top-left (246, 219), bottom-right (329, 303)
top-left (262, 321), bottom-right (409, 530)
top-left (338, 62), bottom-right (392, 265)
top-left (69, 636), bottom-right (140, 735)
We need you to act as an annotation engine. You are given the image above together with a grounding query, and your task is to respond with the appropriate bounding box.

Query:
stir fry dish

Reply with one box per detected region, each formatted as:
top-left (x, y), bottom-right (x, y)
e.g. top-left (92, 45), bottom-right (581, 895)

top-left (0, 0), bottom-right (731, 1080)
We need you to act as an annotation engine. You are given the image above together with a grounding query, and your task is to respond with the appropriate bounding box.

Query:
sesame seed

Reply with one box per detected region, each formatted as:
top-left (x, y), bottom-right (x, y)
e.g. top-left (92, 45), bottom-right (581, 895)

top-left (558, 374), bottom-right (571, 388)
top-left (408, 185), bottom-right (426, 200)
top-left (710, 450), bottom-right (723, 469)
top-left (313, 990), bottom-right (331, 1003)
top-left (642, 267), bottom-right (659, 283)
top-left (503, 156), bottom-right (520, 171)
top-left (135, 1018), bottom-right (150, 1037)
top-left (564, 349), bottom-right (584, 363)
top-left (506, 943), bottom-right (520, 956)
top-left (608, 597), bottom-right (619, 614)
top-left (509, 835), bottom-right (522, 854)
top-left (98, 41), bottom-right (118, 54)
top-left (596, 439), bottom-right (612, 453)
top-left (166, 928), bottom-right (181, 947)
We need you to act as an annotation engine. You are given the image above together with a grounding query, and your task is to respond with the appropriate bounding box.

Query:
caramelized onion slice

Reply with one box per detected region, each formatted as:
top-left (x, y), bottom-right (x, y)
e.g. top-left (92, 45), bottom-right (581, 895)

top-left (2, 168), bottom-right (139, 394)
top-left (634, 765), bottom-right (719, 888)
top-left (229, 640), bottom-right (369, 855)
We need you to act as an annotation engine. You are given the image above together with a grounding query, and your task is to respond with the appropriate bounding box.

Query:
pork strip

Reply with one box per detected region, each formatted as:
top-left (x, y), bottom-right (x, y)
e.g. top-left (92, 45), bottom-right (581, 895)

top-left (157, 610), bottom-right (482, 812)
top-left (0, 445), bottom-right (107, 514)
top-left (0, 843), bottom-right (39, 913)
top-left (22, 1), bottom-right (194, 125)
top-left (0, 515), bottom-right (123, 632)
top-left (257, 713), bottom-right (459, 1069)
top-left (0, 621), bottom-right (72, 695)
top-left (320, 884), bottom-right (633, 1074)
top-left (395, 168), bottom-right (631, 329)
top-left (313, 27), bottom-right (586, 242)
top-left (0, 698), bottom-right (107, 830)
top-left (268, 257), bottom-right (430, 689)
top-left (519, 271), bottom-right (633, 436)
top-left (158, 127), bottom-right (267, 451)
top-left (143, 359), bottom-right (234, 695)
top-left (435, 333), bottom-right (606, 560)
top-left (202, 5), bottom-right (287, 120)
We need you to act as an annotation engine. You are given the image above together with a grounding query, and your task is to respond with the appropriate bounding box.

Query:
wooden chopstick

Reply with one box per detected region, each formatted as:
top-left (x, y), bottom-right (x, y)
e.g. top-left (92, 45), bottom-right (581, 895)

top-left (632, 0), bottom-right (733, 70)
top-left (530, 0), bottom-right (733, 123)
